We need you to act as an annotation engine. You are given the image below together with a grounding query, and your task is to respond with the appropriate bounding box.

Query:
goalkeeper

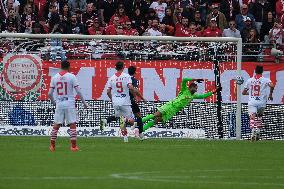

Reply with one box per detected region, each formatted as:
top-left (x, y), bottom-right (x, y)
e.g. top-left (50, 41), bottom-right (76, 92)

top-left (142, 78), bottom-right (221, 131)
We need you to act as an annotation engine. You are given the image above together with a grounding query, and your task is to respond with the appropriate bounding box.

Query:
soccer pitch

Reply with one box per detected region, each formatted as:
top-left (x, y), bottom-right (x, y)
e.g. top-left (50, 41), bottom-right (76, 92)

top-left (0, 136), bottom-right (283, 189)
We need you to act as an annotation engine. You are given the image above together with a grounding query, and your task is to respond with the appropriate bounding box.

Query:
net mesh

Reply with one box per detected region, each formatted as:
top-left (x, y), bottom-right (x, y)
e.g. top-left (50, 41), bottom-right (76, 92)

top-left (0, 35), bottom-right (283, 140)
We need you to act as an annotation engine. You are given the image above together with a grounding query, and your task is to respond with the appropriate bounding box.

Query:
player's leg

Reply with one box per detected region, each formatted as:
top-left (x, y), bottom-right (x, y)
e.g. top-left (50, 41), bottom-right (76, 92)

top-left (100, 116), bottom-right (119, 131)
top-left (50, 108), bottom-right (64, 151)
top-left (255, 107), bottom-right (265, 141)
top-left (130, 100), bottom-right (144, 137)
top-left (66, 108), bottom-right (79, 151)
top-left (248, 105), bottom-right (257, 141)
top-left (143, 111), bottom-right (162, 131)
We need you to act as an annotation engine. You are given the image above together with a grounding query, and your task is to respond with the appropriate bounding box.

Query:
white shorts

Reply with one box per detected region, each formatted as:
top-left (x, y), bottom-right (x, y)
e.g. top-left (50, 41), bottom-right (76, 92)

top-left (113, 105), bottom-right (134, 119)
top-left (54, 108), bottom-right (77, 125)
top-left (248, 104), bottom-right (266, 116)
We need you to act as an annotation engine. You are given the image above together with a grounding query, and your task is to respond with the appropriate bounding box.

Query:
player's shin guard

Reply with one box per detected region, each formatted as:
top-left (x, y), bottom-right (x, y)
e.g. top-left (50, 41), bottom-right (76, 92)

top-left (142, 114), bottom-right (154, 123)
top-left (137, 117), bottom-right (143, 134)
top-left (69, 126), bottom-right (77, 148)
top-left (50, 127), bottom-right (59, 147)
top-left (249, 117), bottom-right (255, 129)
top-left (143, 120), bottom-right (155, 131)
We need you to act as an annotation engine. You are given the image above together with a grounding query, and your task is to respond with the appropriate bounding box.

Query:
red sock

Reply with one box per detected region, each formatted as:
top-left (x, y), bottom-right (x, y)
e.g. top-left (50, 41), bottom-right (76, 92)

top-left (50, 127), bottom-right (59, 146)
top-left (121, 129), bottom-right (128, 136)
top-left (70, 128), bottom-right (77, 148)
top-left (250, 118), bottom-right (255, 129)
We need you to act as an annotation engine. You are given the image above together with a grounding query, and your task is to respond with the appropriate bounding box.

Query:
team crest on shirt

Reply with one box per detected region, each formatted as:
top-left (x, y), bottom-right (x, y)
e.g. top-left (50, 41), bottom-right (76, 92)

top-left (0, 54), bottom-right (44, 100)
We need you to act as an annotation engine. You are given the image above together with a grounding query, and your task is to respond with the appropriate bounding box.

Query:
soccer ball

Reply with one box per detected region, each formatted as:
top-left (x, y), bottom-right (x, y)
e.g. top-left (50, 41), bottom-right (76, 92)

top-left (235, 76), bottom-right (244, 85)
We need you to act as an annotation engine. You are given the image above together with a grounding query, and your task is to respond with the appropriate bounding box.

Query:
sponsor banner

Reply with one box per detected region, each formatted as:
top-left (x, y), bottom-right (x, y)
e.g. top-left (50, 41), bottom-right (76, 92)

top-left (1, 55), bottom-right (284, 104)
top-left (0, 126), bottom-right (205, 139)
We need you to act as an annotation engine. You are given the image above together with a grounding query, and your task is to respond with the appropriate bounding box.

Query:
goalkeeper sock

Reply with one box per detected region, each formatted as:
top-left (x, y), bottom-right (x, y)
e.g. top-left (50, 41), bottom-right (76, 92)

top-left (50, 127), bottom-right (59, 146)
top-left (137, 117), bottom-right (143, 134)
top-left (69, 126), bottom-right (77, 148)
top-left (143, 120), bottom-right (155, 132)
top-left (142, 114), bottom-right (154, 123)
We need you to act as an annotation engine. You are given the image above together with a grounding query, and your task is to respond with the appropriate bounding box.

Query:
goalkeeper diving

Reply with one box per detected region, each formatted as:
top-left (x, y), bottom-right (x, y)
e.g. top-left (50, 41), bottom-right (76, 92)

top-left (142, 78), bottom-right (222, 131)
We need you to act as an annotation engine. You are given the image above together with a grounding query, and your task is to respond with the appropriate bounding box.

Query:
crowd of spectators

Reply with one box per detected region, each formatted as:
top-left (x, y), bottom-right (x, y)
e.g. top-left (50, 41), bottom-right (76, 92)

top-left (0, 0), bottom-right (283, 45)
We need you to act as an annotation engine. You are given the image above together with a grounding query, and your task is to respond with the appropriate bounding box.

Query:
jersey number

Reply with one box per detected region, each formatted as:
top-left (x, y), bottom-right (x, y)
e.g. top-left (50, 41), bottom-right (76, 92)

top-left (251, 84), bottom-right (260, 96)
top-left (116, 82), bottom-right (123, 93)
top-left (56, 82), bottom-right (67, 95)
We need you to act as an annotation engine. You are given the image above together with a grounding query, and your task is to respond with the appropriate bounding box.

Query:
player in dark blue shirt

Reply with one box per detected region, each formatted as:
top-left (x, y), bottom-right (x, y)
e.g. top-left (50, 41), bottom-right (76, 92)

top-left (128, 66), bottom-right (146, 140)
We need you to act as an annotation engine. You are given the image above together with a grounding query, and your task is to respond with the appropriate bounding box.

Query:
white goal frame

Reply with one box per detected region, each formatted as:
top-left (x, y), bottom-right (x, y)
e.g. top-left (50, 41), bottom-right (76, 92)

top-left (0, 33), bottom-right (242, 139)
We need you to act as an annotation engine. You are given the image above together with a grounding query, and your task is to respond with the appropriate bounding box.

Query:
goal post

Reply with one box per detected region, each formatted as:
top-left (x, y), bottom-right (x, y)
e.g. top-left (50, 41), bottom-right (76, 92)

top-left (0, 33), bottom-right (243, 139)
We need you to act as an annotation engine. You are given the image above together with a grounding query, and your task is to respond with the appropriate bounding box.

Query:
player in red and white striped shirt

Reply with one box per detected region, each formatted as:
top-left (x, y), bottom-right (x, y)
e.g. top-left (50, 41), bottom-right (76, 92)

top-left (48, 60), bottom-right (88, 151)
top-left (242, 65), bottom-right (274, 141)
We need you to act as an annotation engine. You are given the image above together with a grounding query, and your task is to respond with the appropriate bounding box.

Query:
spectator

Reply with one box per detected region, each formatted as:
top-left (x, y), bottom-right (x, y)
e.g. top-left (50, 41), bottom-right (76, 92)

top-left (105, 16), bottom-right (120, 35)
top-left (222, 20), bottom-right (241, 37)
top-left (241, 16), bottom-right (258, 42)
top-left (59, 3), bottom-right (71, 23)
top-left (175, 17), bottom-right (190, 37)
top-left (235, 4), bottom-right (256, 32)
top-left (109, 4), bottom-right (129, 26)
top-left (198, 0), bottom-right (209, 22)
top-left (158, 23), bottom-right (174, 35)
top-left (88, 17), bottom-right (104, 35)
top-left (162, 7), bottom-right (175, 27)
top-left (188, 23), bottom-right (202, 37)
top-left (147, 17), bottom-right (162, 36)
top-left (67, 12), bottom-right (85, 34)
top-left (44, 0), bottom-right (63, 20)
top-left (249, 0), bottom-right (272, 33)
top-left (260, 11), bottom-right (275, 42)
top-left (99, 0), bottom-right (117, 26)
top-left (31, 21), bottom-right (45, 34)
top-left (269, 18), bottom-right (284, 44)
top-left (2, 21), bottom-right (17, 33)
top-left (275, 0), bottom-right (284, 19)
top-left (68, 0), bottom-right (87, 15)
top-left (4, 8), bottom-right (20, 32)
top-left (192, 10), bottom-right (206, 32)
top-left (131, 7), bottom-right (147, 35)
top-left (220, 0), bottom-right (240, 21)
top-left (243, 28), bottom-right (261, 61)
top-left (203, 18), bottom-right (222, 37)
top-left (149, 0), bottom-right (167, 23)
top-left (124, 21), bottom-right (139, 35)
top-left (206, 3), bottom-right (227, 31)
top-left (82, 3), bottom-right (100, 29)
top-left (47, 4), bottom-right (60, 33)
top-left (20, 3), bottom-right (38, 33)
top-left (177, 0), bottom-right (194, 20)
top-left (145, 8), bottom-right (157, 22)
top-left (3, 0), bottom-right (20, 17)
top-left (33, 0), bottom-right (46, 19)
top-left (126, 0), bottom-right (149, 19)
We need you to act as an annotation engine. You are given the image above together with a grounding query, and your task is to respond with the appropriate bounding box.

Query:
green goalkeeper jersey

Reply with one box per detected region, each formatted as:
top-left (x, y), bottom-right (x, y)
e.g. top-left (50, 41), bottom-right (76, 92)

top-left (158, 78), bottom-right (213, 122)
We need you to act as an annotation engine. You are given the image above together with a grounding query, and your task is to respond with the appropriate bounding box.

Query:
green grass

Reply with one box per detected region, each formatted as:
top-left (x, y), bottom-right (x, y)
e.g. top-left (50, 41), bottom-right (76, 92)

top-left (0, 136), bottom-right (283, 189)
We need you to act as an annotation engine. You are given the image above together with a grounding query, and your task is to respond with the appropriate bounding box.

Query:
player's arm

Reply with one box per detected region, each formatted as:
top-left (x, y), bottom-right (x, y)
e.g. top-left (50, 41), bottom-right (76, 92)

top-left (107, 87), bottom-right (112, 101)
top-left (48, 87), bottom-right (56, 105)
top-left (242, 80), bottom-right (249, 95)
top-left (268, 82), bottom-right (275, 101)
top-left (193, 87), bottom-right (222, 99)
top-left (128, 83), bottom-right (136, 96)
top-left (74, 86), bottom-right (88, 109)
top-left (48, 78), bottom-right (56, 105)
top-left (134, 88), bottom-right (146, 101)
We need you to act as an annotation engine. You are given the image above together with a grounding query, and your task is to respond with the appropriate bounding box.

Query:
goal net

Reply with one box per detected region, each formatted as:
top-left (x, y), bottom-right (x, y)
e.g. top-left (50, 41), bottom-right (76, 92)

top-left (0, 33), bottom-right (283, 140)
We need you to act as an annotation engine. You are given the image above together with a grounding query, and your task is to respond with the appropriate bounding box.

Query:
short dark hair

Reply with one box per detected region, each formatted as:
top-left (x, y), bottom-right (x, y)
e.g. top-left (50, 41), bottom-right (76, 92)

top-left (61, 60), bottom-right (70, 70)
top-left (128, 66), bottom-right (136, 76)
top-left (115, 61), bottom-right (124, 71)
top-left (189, 82), bottom-right (197, 88)
top-left (255, 65), bottom-right (263, 74)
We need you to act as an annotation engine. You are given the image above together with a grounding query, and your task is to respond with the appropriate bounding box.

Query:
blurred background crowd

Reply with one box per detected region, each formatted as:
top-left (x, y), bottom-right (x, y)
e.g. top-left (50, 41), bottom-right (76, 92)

top-left (0, 0), bottom-right (283, 45)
